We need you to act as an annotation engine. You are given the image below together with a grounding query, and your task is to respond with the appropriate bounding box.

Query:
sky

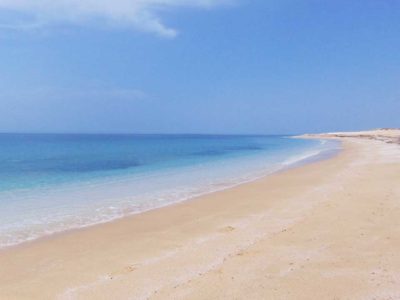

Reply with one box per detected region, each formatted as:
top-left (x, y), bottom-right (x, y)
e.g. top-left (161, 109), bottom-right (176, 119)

top-left (0, 0), bottom-right (399, 134)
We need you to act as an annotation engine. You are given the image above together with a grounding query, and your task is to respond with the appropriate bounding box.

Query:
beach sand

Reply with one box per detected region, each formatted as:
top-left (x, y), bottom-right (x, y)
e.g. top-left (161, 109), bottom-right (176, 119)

top-left (0, 129), bottom-right (399, 299)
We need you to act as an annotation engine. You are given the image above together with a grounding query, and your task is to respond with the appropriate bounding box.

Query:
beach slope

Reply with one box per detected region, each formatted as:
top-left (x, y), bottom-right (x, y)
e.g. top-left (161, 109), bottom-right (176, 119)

top-left (0, 129), bottom-right (399, 299)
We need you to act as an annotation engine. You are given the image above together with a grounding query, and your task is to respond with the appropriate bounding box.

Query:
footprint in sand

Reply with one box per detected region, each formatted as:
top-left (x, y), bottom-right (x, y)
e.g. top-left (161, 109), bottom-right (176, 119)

top-left (219, 226), bottom-right (236, 233)
top-left (109, 264), bottom-right (138, 279)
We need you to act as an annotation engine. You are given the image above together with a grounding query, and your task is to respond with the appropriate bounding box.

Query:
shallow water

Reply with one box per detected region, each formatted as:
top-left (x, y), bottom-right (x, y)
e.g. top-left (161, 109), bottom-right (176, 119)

top-left (0, 134), bottom-right (340, 248)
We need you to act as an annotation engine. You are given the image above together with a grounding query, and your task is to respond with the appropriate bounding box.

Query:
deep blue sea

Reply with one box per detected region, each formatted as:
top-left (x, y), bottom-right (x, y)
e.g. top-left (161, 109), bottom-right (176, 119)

top-left (0, 133), bottom-right (340, 248)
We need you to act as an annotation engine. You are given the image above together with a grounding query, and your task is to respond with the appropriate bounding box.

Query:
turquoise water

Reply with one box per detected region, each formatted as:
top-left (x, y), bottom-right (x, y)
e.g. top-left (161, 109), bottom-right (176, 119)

top-left (0, 134), bottom-right (340, 248)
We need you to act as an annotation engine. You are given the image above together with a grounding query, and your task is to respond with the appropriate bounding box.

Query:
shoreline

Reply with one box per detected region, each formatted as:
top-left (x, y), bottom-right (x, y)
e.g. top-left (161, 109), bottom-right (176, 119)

top-left (1, 131), bottom-right (399, 299)
top-left (0, 137), bottom-right (339, 251)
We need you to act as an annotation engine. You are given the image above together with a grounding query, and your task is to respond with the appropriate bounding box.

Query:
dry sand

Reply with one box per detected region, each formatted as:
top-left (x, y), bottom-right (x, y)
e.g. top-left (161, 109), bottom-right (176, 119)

top-left (0, 129), bottom-right (399, 300)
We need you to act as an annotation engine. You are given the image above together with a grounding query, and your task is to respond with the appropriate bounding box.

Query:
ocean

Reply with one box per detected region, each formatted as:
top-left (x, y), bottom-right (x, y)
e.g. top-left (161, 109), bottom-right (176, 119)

top-left (0, 133), bottom-right (340, 248)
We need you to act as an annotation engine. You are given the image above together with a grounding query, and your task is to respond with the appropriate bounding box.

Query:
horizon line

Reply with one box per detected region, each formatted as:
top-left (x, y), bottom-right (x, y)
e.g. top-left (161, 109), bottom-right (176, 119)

top-left (0, 131), bottom-right (298, 137)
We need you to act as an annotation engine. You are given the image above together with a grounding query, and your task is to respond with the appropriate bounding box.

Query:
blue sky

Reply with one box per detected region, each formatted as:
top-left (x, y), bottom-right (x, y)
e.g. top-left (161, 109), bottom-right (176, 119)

top-left (0, 0), bottom-right (399, 134)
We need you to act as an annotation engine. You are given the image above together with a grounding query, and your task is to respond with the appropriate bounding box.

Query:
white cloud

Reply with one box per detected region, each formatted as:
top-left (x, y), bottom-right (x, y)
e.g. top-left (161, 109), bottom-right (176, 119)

top-left (0, 0), bottom-right (230, 38)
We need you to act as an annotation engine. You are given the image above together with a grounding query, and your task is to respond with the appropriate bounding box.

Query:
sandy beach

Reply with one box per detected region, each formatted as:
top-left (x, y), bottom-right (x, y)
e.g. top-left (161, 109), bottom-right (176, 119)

top-left (0, 129), bottom-right (399, 300)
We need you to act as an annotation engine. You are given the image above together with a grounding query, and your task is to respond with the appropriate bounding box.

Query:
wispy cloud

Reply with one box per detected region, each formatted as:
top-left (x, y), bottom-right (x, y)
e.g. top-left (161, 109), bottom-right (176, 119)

top-left (0, 0), bottom-right (231, 38)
